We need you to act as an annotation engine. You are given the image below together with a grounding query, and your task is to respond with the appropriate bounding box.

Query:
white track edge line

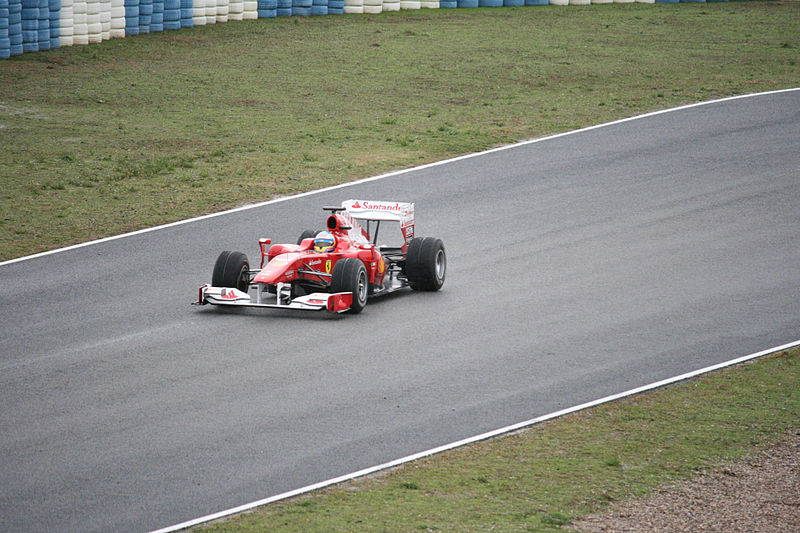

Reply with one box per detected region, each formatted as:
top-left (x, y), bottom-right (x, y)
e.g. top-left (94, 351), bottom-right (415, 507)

top-left (3, 87), bottom-right (798, 269)
top-left (148, 338), bottom-right (800, 533)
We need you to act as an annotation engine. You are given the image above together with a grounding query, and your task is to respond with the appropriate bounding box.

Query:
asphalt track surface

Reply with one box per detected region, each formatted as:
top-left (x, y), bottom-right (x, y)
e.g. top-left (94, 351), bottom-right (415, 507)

top-left (1, 90), bottom-right (799, 533)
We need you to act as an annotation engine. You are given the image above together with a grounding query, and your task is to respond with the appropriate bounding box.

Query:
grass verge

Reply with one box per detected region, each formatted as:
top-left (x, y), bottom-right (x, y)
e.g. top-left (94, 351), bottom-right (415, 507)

top-left (1, 2), bottom-right (799, 260)
top-left (192, 346), bottom-right (800, 532)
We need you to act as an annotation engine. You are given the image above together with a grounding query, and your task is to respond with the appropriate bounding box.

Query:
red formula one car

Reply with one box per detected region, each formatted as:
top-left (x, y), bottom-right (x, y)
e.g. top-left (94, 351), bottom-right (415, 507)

top-left (195, 200), bottom-right (446, 314)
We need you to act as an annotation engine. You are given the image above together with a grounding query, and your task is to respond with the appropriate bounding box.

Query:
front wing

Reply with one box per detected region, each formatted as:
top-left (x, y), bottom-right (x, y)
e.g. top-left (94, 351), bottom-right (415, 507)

top-left (195, 285), bottom-right (354, 313)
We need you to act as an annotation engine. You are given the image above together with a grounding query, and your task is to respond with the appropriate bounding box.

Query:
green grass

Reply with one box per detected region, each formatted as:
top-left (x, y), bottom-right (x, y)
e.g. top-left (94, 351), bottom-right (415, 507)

top-left (1, 2), bottom-right (799, 260)
top-left (194, 347), bottom-right (800, 532)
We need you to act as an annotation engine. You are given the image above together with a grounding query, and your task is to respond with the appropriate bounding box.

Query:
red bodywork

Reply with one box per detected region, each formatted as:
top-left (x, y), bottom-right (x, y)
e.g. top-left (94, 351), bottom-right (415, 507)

top-left (254, 210), bottom-right (395, 289)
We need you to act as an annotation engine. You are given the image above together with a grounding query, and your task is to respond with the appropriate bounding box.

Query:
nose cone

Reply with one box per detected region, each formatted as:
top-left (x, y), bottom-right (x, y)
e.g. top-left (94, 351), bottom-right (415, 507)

top-left (253, 252), bottom-right (302, 284)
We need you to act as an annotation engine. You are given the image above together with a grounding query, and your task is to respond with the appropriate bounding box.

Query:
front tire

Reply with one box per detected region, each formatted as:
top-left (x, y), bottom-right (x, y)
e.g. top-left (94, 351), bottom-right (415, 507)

top-left (330, 258), bottom-right (369, 314)
top-left (212, 251), bottom-right (250, 293)
top-left (405, 237), bottom-right (446, 291)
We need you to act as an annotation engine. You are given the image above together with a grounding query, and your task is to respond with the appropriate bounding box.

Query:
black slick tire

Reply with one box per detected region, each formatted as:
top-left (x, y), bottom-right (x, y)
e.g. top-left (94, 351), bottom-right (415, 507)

top-left (212, 251), bottom-right (250, 292)
top-left (405, 237), bottom-right (446, 291)
top-left (330, 257), bottom-right (368, 314)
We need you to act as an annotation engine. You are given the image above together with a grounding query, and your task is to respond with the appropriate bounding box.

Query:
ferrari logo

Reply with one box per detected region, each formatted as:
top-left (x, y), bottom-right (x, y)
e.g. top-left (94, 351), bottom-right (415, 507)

top-left (379, 257), bottom-right (385, 274)
top-left (325, 260), bottom-right (332, 274)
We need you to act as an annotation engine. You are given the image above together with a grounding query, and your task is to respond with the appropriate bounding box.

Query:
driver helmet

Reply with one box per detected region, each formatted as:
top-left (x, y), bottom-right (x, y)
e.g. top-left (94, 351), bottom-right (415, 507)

top-left (313, 231), bottom-right (336, 253)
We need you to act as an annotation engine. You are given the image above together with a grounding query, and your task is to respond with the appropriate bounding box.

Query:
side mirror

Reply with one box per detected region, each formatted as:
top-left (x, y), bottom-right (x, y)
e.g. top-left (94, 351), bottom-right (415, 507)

top-left (259, 238), bottom-right (271, 268)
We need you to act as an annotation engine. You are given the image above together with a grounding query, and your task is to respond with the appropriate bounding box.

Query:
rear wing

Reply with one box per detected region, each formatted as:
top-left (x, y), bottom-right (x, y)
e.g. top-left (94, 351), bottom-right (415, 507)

top-left (342, 200), bottom-right (415, 245)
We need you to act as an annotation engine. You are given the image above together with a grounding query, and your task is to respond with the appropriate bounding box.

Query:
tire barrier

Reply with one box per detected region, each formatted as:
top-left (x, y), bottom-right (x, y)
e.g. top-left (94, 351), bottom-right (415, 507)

top-left (59, 0), bottom-right (72, 44)
top-left (73, 0), bottom-right (87, 42)
top-left (343, 0), bottom-right (361, 13)
top-left (204, 0), bottom-right (215, 23)
top-left (101, 0), bottom-right (110, 39)
top-left (179, 0), bottom-right (191, 26)
top-left (111, 0), bottom-right (126, 36)
top-left (9, 0), bottom-right (24, 55)
top-left (163, 0), bottom-right (179, 28)
top-left (191, 0), bottom-right (204, 24)
top-left (291, 0), bottom-right (309, 15)
top-left (242, 0), bottom-right (255, 17)
top-left (124, 0), bottom-right (137, 34)
top-left (151, 0), bottom-right (163, 31)
top-left (36, 0), bottom-right (49, 50)
top-left (256, 0), bottom-right (275, 17)
top-left (21, 0), bottom-right (37, 53)
top-left (138, 0), bottom-right (150, 33)
top-left (0, 0), bottom-right (755, 58)
top-left (0, 0), bottom-right (10, 58)
top-left (311, 0), bottom-right (326, 15)
top-left (86, 0), bottom-right (100, 42)
top-left (228, 0), bottom-right (241, 19)
top-left (48, 0), bottom-right (59, 47)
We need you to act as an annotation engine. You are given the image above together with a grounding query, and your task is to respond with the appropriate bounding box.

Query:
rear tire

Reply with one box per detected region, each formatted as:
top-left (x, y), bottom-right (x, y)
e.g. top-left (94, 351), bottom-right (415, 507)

top-left (405, 237), bottom-right (446, 291)
top-left (330, 257), bottom-right (368, 313)
top-left (212, 251), bottom-right (250, 292)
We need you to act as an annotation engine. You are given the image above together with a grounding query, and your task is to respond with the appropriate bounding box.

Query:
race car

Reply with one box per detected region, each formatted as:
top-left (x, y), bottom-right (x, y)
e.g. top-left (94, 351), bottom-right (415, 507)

top-left (195, 200), bottom-right (446, 314)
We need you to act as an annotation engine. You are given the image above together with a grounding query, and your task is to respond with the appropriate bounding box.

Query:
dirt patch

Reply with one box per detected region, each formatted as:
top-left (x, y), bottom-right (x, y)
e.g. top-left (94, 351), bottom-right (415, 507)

top-left (572, 432), bottom-right (800, 533)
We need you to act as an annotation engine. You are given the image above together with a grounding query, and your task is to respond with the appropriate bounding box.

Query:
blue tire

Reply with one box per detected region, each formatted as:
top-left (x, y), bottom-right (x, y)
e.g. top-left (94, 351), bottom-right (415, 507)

top-left (10, 26), bottom-right (22, 44)
top-left (150, 0), bottom-right (162, 32)
top-left (257, 0), bottom-right (276, 15)
top-left (22, 31), bottom-right (36, 51)
top-left (139, 0), bottom-right (151, 34)
top-left (163, 0), bottom-right (178, 27)
top-left (179, 0), bottom-right (192, 26)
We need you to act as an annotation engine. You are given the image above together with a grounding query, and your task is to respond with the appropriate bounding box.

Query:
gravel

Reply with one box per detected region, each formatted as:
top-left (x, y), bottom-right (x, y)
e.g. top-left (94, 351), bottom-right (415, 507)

top-left (572, 432), bottom-right (800, 533)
